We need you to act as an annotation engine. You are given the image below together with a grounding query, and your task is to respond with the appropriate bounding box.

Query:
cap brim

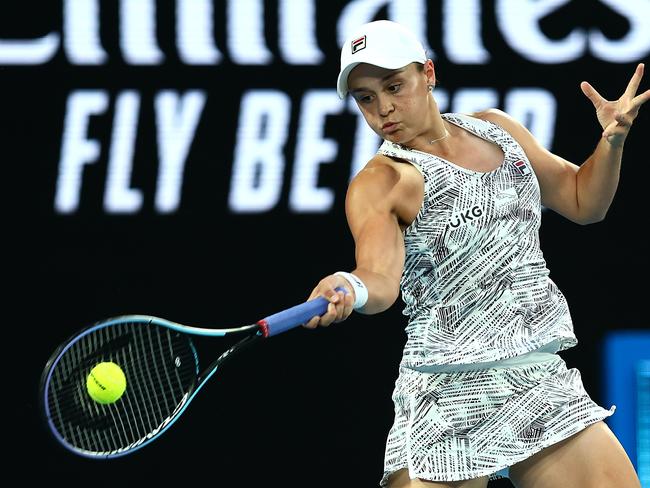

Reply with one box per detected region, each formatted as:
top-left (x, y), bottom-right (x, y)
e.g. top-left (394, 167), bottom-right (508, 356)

top-left (336, 57), bottom-right (425, 99)
top-left (336, 62), bottom-right (360, 99)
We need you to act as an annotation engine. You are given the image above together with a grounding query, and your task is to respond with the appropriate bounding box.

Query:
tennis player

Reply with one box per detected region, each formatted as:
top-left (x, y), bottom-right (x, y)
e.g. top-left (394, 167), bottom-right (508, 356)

top-left (304, 20), bottom-right (647, 488)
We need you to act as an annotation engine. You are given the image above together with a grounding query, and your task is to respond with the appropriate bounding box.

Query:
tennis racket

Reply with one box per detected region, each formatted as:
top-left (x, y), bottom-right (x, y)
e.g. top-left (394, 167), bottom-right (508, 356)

top-left (40, 290), bottom-right (343, 459)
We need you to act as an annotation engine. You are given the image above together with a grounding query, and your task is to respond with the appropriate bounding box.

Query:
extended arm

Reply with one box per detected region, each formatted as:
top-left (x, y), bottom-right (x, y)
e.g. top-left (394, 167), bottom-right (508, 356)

top-left (303, 158), bottom-right (413, 328)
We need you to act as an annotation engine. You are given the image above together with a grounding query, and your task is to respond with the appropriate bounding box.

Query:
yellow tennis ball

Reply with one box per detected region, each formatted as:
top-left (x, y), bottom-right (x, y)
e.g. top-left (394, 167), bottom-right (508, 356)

top-left (86, 361), bottom-right (127, 404)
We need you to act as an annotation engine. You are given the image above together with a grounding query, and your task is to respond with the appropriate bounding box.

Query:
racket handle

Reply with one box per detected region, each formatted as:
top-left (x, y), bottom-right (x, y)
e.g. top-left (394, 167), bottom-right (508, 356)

top-left (258, 287), bottom-right (347, 337)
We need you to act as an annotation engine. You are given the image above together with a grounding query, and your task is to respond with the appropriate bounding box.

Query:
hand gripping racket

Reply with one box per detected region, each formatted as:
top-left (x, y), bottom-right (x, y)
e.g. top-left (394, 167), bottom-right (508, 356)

top-left (40, 290), bottom-right (342, 459)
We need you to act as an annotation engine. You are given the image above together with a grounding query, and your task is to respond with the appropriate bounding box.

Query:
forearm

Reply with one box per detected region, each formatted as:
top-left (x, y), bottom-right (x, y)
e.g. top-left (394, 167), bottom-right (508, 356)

top-left (349, 267), bottom-right (401, 315)
top-left (345, 203), bottom-right (405, 315)
top-left (575, 137), bottom-right (624, 223)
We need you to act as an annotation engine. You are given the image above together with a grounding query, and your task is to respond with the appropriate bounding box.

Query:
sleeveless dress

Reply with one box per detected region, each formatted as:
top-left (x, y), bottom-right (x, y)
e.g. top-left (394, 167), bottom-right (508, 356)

top-left (377, 113), bottom-right (615, 485)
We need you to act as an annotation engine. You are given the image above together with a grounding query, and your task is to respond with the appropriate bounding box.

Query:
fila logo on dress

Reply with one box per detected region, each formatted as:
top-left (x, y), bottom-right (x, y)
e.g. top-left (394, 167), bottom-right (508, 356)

top-left (513, 159), bottom-right (531, 175)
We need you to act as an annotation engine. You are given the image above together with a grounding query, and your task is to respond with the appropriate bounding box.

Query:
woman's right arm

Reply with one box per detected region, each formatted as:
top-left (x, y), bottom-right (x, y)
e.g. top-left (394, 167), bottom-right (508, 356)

top-left (303, 158), bottom-right (408, 328)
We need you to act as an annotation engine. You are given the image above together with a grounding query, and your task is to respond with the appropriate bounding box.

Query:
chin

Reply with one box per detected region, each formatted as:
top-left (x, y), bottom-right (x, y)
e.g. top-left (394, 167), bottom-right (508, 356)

top-left (382, 131), bottom-right (403, 143)
top-left (387, 133), bottom-right (411, 146)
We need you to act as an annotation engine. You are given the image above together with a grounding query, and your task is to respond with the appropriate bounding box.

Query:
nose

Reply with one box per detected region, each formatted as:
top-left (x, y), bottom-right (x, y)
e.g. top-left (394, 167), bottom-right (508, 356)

top-left (377, 94), bottom-right (394, 117)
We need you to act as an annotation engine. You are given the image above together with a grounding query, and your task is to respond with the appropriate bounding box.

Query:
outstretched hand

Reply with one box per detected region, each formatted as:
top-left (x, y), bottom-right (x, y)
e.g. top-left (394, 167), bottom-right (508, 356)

top-left (581, 63), bottom-right (650, 147)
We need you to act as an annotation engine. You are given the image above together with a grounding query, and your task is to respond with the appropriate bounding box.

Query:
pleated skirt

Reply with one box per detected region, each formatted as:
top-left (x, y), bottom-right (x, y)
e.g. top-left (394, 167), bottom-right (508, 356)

top-left (380, 354), bottom-right (615, 485)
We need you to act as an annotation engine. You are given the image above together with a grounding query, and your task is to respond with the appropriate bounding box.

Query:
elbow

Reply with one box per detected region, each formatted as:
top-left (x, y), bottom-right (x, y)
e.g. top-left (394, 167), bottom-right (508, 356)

top-left (575, 210), bottom-right (608, 225)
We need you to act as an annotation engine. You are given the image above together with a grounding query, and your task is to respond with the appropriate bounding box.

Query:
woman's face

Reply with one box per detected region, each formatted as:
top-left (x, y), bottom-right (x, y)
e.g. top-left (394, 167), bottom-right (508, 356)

top-left (347, 61), bottom-right (434, 145)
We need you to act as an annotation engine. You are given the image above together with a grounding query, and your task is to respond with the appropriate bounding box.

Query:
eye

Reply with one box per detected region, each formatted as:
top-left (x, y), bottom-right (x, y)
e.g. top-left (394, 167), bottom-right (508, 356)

top-left (388, 83), bottom-right (402, 93)
top-left (356, 94), bottom-right (374, 104)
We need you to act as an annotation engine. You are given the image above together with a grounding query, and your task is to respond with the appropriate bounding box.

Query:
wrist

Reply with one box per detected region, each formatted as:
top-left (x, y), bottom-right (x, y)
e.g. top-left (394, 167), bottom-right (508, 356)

top-left (333, 271), bottom-right (368, 310)
top-left (602, 131), bottom-right (627, 149)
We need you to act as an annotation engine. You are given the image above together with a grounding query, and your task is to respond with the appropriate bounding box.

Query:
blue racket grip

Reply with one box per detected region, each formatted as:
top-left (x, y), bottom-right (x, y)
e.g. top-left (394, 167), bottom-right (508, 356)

top-left (258, 287), bottom-right (347, 338)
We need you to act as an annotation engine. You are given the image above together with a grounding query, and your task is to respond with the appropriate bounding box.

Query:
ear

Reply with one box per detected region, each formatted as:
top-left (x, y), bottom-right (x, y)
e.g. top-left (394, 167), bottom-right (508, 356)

top-left (424, 59), bottom-right (436, 88)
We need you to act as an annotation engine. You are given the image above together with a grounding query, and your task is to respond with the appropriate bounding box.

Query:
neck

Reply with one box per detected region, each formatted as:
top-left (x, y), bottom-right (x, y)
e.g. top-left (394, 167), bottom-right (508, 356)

top-left (429, 128), bottom-right (449, 145)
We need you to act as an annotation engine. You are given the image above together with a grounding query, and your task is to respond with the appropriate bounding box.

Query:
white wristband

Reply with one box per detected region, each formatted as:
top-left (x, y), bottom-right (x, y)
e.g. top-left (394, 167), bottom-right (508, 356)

top-left (334, 271), bottom-right (368, 310)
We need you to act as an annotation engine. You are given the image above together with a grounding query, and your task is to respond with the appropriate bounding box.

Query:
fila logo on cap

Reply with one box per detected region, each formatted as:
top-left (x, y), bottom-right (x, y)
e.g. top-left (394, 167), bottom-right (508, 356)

top-left (351, 35), bottom-right (366, 54)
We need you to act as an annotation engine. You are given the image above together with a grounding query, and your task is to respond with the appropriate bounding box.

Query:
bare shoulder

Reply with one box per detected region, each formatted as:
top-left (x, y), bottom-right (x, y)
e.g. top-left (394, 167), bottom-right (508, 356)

top-left (347, 153), bottom-right (423, 221)
top-left (473, 108), bottom-right (526, 133)
top-left (351, 154), bottom-right (419, 191)
top-left (473, 108), bottom-right (544, 151)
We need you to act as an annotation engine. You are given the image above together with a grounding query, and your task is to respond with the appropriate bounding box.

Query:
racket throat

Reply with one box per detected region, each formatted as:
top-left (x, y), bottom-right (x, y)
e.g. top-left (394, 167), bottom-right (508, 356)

top-left (257, 320), bottom-right (270, 338)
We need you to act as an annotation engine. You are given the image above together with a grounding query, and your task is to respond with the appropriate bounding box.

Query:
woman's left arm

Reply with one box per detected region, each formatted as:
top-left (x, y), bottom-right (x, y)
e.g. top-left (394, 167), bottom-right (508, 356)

top-left (481, 63), bottom-right (650, 225)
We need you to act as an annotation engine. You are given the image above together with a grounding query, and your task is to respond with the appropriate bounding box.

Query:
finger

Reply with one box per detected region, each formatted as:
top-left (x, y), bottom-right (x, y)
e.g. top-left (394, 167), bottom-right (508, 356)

top-left (581, 81), bottom-right (606, 107)
top-left (602, 119), bottom-right (626, 139)
top-left (624, 63), bottom-right (644, 98)
top-left (303, 288), bottom-right (337, 328)
top-left (632, 88), bottom-right (650, 109)
top-left (303, 315), bottom-right (320, 329)
top-left (343, 291), bottom-right (354, 318)
top-left (320, 301), bottom-right (339, 327)
top-left (333, 290), bottom-right (351, 322)
top-left (614, 111), bottom-right (634, 127)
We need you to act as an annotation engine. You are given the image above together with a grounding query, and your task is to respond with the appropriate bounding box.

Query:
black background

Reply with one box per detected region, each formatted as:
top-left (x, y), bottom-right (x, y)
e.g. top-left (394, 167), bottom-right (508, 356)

top-left (6, 1), bottom-right (649, 486)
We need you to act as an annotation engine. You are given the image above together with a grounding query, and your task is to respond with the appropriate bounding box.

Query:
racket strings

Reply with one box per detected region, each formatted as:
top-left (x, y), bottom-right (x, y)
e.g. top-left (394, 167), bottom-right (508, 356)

top-left (45, 321), bottom-right (199, 456)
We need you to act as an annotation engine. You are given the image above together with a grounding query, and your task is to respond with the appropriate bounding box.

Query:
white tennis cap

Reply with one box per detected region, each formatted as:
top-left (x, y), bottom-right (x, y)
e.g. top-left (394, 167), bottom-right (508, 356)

top-left (336, 20), bottom-right (427, 99)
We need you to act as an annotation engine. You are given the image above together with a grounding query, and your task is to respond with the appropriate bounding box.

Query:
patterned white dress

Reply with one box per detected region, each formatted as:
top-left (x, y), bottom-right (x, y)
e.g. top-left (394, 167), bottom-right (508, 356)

top-left (378, 113), bottom-right (615, 485)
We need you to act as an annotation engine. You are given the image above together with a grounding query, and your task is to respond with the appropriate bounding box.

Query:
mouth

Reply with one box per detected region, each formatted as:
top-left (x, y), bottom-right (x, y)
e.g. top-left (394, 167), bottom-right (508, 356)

top-left (382, 122), bottom-right (398, 133)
